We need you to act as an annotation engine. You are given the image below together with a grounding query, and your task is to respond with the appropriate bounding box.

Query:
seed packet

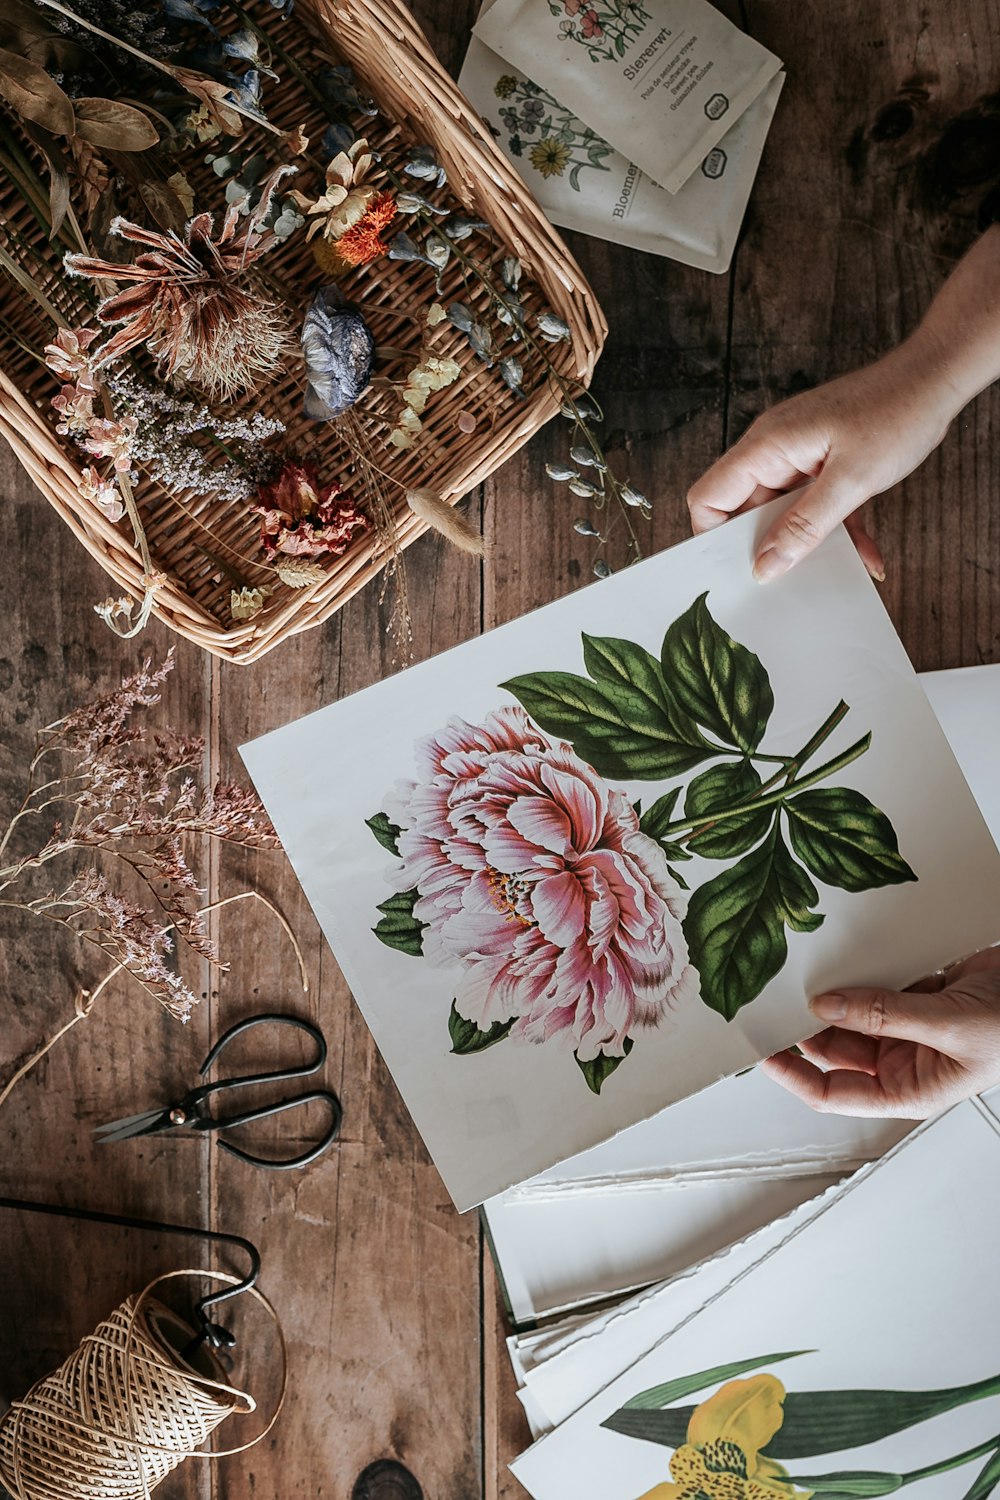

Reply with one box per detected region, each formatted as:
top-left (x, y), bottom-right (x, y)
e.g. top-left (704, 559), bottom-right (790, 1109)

top-left (473, 0), bottom-right (782, 194)
top-left (459, 35), bottom-right (783, 272)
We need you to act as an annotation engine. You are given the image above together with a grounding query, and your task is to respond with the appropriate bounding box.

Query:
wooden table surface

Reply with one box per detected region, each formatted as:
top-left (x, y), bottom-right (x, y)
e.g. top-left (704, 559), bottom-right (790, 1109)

top-left (2, 3), bottom-right (999, 1496)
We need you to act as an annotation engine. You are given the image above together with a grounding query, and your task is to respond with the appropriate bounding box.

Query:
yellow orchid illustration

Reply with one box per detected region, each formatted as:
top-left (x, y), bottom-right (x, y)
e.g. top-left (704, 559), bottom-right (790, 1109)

top-left (636, 1376), bottom-right (812, 1500)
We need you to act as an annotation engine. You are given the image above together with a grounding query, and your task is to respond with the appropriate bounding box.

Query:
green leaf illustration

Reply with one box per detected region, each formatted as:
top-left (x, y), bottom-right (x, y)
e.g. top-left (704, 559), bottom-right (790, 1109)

top-left (501, 668), bottom-right (712, 781)
top-left (615, 1351), bottom-right (809, 1414)
top-left (448, 1001), bottom-right (515, 1054)
top-left (771, 836), bottom-right (825, 934)
top-left (606, 1373), bottom-right (1000, 1461)
top-left (684, 830), bottom-right (822, 1019)
top-left (372, 888), bottom-right (425, 956)
top-left (785, 787), bottom-right (917, 892)
top-left (685, 760), bottom-right (773, 859)
top-left (638, 788), bottom-right (680, 838)
top-left (661, 593), bottom-right (774, 754)
top-left (366, 810), bottom-right (402, 856)
top-left (962, 1446), bottom-right (1000, 1500)
top-left (788, 1472), bottom-right (903, 1496)
top-left (582, 633), bottom-right (701, 743)
top-left (574, 1039), bottom-right (632, 1094)
top-left (764, 1376), bottom-right (1000, 1459)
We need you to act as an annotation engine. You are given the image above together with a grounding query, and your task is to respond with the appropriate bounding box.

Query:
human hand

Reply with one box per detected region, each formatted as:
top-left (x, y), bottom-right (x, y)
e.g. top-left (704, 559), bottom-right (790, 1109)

top-left (687, 329), bottom-right (963, 583)
top-left (760, 945), bottom-right (1000, 1117)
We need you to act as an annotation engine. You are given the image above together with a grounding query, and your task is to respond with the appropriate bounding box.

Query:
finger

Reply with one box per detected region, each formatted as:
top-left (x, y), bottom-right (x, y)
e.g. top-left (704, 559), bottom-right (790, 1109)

top-left (798, 1027), bottom-right (879, 1074)
top-left (843, 513), bottom-right (886, 582)
top-left (688, 434), bottom-right (810, 534)
top-left (760, 1050), bottom-right (906, 1116)
top-left (753, 467), bottom-right (869, 582)
top-left (810, 987), bottom-right (969, 1051)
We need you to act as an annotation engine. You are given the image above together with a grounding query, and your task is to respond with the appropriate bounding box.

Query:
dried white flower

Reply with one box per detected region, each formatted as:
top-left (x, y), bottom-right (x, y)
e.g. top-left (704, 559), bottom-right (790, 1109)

top-left (230, 586), bottom-right (269, 620)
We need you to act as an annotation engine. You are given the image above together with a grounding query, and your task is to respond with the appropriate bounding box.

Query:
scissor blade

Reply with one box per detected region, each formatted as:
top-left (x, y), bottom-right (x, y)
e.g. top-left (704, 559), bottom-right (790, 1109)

top-left (92, 1107), bottom-right (174, 1142)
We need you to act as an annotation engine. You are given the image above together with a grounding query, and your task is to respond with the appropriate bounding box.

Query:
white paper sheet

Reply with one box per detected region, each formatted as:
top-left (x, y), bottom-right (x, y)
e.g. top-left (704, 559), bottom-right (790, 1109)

top-left (512, 1100), bottom-right (1000, 1499)
top-left (484, 661), bottom-right (1000, 1319)
top-left (242, 507), bottom-right (1000, 1210)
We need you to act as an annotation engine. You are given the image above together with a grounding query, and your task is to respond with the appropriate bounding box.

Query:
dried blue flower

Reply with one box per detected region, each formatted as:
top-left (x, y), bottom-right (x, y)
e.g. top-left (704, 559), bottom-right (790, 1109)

top-left (593, 559), bottom-right (612, 578)
top-left (318, 65), bottom-right (377, 117)
top-left (443, 215), bottom-right (489, 240)
top-left (620, 485), bottom-right (648, 508)
top-left (499, 355), bottom-right (525, 397)
top-left (301, 285), bottom-right (375, 421)
top-left (537, 311), bottom-right (571, 342)
top-left (396, 190), bottom-right (448, 215)
top-left (321, 121), bottom-right (357, 160)
top-left (222, 27), bottom-right (280, 79)
top-left (447, 303), bottom-right (475, 333)
top-left (387, 231), bottom-right (442, 273)
top-left (560, 393), bottom-right (602, 422)
top-left (546, 462), bottom-right (579, 482)
top-left (224, 69), bottom-right (268, 123)
top-left (501, 256), bottom-right (522, 292)
top-left (402, 146), bottom-right (447, 190)
top-left (573, 517), bottom-right (600, 537)
top-left (161, 0), bottom-right (218, 30)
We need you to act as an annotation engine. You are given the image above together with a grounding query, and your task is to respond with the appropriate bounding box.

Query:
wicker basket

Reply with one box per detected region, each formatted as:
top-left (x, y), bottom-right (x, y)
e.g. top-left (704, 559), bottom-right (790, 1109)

top-left (0, 0), bottom-right (606, 663)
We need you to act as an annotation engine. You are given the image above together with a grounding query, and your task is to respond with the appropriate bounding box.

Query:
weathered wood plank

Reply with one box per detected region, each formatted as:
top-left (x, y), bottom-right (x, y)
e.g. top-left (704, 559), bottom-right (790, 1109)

top-left (735, 1), bottom-right (1000, 671)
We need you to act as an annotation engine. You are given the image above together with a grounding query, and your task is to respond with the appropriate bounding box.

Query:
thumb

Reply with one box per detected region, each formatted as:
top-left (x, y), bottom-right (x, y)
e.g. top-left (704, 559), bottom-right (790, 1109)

top-left (810, 986), bottom-right (980, 1052)
top-left (753, 467), bottom-right (869, 582)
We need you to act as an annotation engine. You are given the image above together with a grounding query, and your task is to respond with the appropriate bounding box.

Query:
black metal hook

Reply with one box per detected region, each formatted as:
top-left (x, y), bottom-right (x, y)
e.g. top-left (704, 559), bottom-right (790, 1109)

top-left (0, 1197), bottom-right (260, 1351)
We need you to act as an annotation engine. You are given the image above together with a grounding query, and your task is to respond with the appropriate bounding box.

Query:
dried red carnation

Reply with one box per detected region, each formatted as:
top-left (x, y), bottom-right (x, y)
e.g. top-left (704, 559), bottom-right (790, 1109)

top-left (256, 462), bottom-right (369, 560)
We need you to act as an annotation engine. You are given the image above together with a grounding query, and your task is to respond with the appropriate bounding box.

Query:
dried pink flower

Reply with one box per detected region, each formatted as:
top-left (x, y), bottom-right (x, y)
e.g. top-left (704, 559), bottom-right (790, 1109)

top-left (52, 384), bottom-right (97, 437)
top-left (82, 415), bottom-right (138, 473)
top-left (43, 327), bottom-right (99, 385)
top-left (79, 466), bottom-right (125, 522)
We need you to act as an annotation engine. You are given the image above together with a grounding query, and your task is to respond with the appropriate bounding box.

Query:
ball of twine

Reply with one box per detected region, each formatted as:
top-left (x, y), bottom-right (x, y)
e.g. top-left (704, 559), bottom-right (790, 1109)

top-left (0, 1271), bottom-right (284, 1500)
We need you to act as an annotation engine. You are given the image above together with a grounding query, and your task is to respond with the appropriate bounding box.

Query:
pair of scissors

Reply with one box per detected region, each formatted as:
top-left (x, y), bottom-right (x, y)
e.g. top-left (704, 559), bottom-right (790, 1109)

top-left (93, 1013), bottom-right (342, 1170)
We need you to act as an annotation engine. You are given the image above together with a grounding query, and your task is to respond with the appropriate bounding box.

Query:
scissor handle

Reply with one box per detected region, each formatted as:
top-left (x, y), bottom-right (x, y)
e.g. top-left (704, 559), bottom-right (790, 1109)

top-left (215, 1089), bottom-right (343, 1171)
top-left (193, 1012), bottom-right (327, 1104)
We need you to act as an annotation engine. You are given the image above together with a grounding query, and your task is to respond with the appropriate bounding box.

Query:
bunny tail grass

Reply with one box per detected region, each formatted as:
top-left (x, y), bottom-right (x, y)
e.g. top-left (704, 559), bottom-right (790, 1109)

top-left (406, 488), bottom-right (485, 556)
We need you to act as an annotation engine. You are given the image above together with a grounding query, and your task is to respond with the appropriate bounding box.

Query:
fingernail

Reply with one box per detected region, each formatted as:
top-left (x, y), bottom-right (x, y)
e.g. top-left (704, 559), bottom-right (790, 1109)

top-left (811, 992), bottom-right (847, 1021)
top-left (753, 546), bottom-right (790, 584)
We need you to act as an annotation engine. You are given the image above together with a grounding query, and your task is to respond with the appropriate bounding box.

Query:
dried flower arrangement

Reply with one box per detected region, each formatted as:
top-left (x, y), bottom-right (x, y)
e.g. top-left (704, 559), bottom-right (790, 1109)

top-left (0, 652), bottom-right (299, 1106)
top-left (0, 0), bottom-right (617, 662)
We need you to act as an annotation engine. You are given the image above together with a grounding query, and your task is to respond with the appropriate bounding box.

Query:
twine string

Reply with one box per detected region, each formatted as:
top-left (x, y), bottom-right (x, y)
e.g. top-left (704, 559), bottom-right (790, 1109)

top-left (0, 1269), bottom-right (287, 1500)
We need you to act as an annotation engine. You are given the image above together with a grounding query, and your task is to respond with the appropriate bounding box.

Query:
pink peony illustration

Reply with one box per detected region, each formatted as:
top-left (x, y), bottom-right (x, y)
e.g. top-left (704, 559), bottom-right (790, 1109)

top-left (382, 707), bottom-right (696, 1060)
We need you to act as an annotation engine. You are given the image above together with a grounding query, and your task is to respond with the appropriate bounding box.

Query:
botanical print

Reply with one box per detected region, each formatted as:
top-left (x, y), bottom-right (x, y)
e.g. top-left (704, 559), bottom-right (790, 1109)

top-left (368, 594), bottom-right (915, 1095)
top-left (603, 1355), bottom-right (1000, 1498)
top-left (493, 74), bottom-right (614, 188)
top-left (547, 0), bottom-right (654, 63)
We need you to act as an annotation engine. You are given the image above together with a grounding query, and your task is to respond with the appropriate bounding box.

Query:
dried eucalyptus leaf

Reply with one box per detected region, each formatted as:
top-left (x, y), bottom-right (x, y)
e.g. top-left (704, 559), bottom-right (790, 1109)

top-left (537, 311), bottom-right (571, 342)
top-left (545, 463), bottom-right (579, 482)
top-left (225, 179), bottom-right (251, 206)
top-left (447, 302), bottom-right (475, 333)
top-left (272, 205), bottom-right (304, 239)
top-left (621, 485), bottom-right (648, 508)
top-left (501, 255), bottom-right (522, 292)
top-left (443, 215), bottom-right (489, 240)
top-left (209, 151), bottom-right (238, 177)
top-left (0, 46), bottom-right (74, 135)
top-left (301, 284), bottom-right (375, 421)
top-left (499, 356), bottom-right (525, 396)
top-left (568, 478), bottom-right (599, 498)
